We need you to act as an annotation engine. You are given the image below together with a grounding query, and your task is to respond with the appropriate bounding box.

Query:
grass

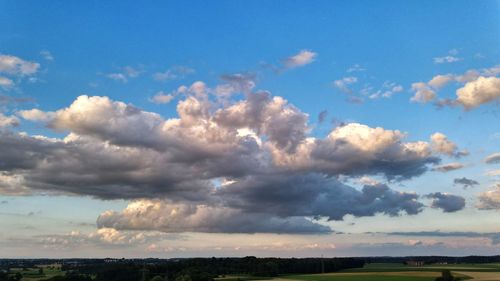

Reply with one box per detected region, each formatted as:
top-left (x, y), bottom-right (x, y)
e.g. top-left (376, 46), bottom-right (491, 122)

top-left (9, 266), bottom-right (65, 281)
top-left (276, 263), bottom-right (500, 281)
top-left (281, 272), bottom-right (440, 281)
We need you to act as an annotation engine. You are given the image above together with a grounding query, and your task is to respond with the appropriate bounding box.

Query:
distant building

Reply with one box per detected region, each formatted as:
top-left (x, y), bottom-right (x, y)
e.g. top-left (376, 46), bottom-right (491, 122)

top-left (407, 261), bottom-right (425, 266)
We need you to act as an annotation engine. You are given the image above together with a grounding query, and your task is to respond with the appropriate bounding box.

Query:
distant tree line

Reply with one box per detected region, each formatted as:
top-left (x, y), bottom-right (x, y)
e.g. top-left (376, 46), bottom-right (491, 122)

top-left (56, 257), bottom-right (364, 281)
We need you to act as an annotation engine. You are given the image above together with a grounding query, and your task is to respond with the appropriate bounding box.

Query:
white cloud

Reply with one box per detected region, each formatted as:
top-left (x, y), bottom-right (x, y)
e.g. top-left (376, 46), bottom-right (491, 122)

top-left (18, 108), bottom-right (56, 122)
top-left (105, 66), bottom-right (142, 83)
top-left (477, 184), bottom-right (500, 210)
top-left (40, 50), bottom-right (54, 61)
top-left (346, 64), bottom-right (365, 73)
top-left (153, 66), bottom-right (194, 82)
top-left (368, 81), bottom-right (404, 99)
top-left (0, 113), bottom-right (19, 128)
top-left (150, 91), bottom-right (175, 104)
top-left (433, 56), bottom-right (461, 64)
top-left (333, 76), bottom-right (358, 94)
top-left (430, 132), bottom-right (467, 158)
top-left (106, 73), bottom-right (128, 83)
top-left (411, 82), bottom-right (436, 103)
top-left (409, 65), bottom-right (500, 108)
top-left (0, 76), bottom-right (14, 88)
top-left (428, 74), bottom-right (454, 89)
top-left (456, 76), bottom-right (500, 109)
top-left (0, 54), bottom-right (40, 76)
top-left (283, 50), bottom-right (317, 69)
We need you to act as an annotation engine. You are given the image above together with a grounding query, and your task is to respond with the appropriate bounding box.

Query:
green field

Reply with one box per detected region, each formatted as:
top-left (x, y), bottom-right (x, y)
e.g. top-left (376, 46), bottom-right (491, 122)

top-left (276, 262), bottom-right (500, 281)
top-left (9, 265), bottom-right (64, 281)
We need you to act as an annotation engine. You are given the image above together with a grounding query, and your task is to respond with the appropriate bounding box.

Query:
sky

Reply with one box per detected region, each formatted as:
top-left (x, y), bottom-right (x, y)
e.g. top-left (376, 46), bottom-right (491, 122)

top-left (0, 0), bottom-right (500, 258)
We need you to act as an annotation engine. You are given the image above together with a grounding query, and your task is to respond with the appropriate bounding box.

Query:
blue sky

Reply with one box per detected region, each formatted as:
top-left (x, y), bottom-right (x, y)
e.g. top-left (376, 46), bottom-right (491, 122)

top-left (0, 1), bottom-right (499, 258)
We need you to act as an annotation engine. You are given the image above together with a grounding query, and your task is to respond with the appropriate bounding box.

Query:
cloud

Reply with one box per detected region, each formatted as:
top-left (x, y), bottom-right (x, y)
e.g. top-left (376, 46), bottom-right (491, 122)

top-left (453, 177), bottom-right (479, 189)
top-left (432, 163), bottom-right (464, 172)
top-left (97, 199), bottom-right (331, 234)
top-left (32, 228), bottom-right (180, 250)
top-left (433, 56), bottom-right (461, 64)
top-left (0, 113), bottom-right (20, 128)
top-left (388, 231), bottom-right (500, 245)
top-left (105, 66), bottom-right (142, 83)
top-left (426, 192), bottom-right (466, 213)
top-left (283, 50), bottom-right (317, 69)
top-left (2, 82), bottom-right (450, 233)
top-left (411, 82), bottom-right (436, 103)
top-left (486, 170), bottom-right (500, 177)
top-left (318, 110), bottom-right (328, 123)
top-left (428, 74), bottom-right (454, 89)
top-left (333, 77), bottom-right (358, 94)
top-left (456, 76), bottom-right (500, 109)
top-left (0, 76), bottom-right (14, 88)
top-left (153, 66), bottom-right (194, 82)
top-left (106, 73), bottom-right (128, 83)
top-left (368, 81), bottom-right (404, 99)
top-left (346, 64), bottom-right (365, 73)
top-left (430, 132), bottom-right (468, 158)
top-left (40, 50), bottom-right (54, 61)
top-left (217, 175), bottom-right (424, 221)
top-left (409, 65), bottom-right (500, 109)
top-left (150, 91), bottom-right (175, 104)
top-left (477, 183), bottom-right (500, 210)
top-left (0, 54), bottom-right (40, 76)
top-left (485, 153), bottom-right (500, 164)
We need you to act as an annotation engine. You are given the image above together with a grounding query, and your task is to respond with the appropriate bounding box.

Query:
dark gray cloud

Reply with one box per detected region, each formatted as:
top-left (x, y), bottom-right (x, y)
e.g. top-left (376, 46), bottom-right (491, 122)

top-left (318, 110), bottom-right (328, 123)
top-left (454, 177), bottom-right (479, 189)
top-left (217, 174), bottom-right (424, 221)
top-left (426, 192), bottom-right (466, 212)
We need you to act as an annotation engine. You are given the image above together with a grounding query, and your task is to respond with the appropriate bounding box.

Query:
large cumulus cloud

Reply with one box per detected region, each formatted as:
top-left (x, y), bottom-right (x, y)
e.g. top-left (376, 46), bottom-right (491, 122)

top-left (2, 82), bottom-right (464, 233)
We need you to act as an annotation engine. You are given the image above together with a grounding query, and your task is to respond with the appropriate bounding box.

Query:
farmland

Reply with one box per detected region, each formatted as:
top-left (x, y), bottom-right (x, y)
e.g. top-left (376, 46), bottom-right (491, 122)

top-left (274, 263), bottom-right (500, 281)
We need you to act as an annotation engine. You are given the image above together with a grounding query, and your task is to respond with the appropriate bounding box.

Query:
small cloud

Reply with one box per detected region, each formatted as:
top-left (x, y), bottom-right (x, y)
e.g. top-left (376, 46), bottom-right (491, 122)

top-left (484, 152), bottom-right (500, 164)
top-left (486, 170), bottom-right (500, 177)
top-left (346, 64), bottom-right (365, 73)
top-left (474, 53), bottom-right (485, 59)
top-left (0, 113), bottom-right (20, 128)
top-left (105, 66), bottom-right (142, 83)
top-left (411, 82), bottom-right (436, 103)
top-left (333, 76), bottom-right (358, 94)
top-left (0, 54), bottom-right (40, 76)
top-left (433, 50), bottom-right (462, 64)
top-left (426, 192), bottom-right (466, 213)
top-left (283, 50), bottom-right (317, 69)
top-left (106, 73), bottom-right (128, 83)
top-left (432, 162), bottom-right (464, 172)
top-left (40, 50), bottom-right (54, 61)
top-left (346, 96), bottom-right (364, 104)
top-left (477, 183), bottom-right (500, 210)
top-left (150, 91), bottom-right (175, 104)
top-left (368, 81), bottom-right (404, 99)
top-left (408, 239), bottom-right (423, 246)
top-left (153, 66), bottom-right (194, 82)
top-left (318, 110), bottom-right (328, 124)
top-left (0, 76), bottom-right (14, 88)
top-left (453, 177), bottom-right (479, 189)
